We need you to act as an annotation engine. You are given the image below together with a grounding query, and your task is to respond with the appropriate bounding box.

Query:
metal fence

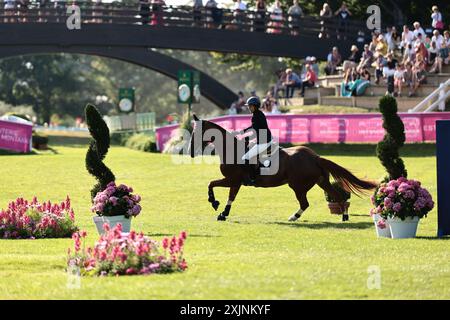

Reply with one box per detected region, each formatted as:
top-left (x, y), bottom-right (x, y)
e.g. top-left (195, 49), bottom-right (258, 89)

top-left (0, 1), bottom-right (369, 39)
top-left (103, 112), bottom-right (155, 133)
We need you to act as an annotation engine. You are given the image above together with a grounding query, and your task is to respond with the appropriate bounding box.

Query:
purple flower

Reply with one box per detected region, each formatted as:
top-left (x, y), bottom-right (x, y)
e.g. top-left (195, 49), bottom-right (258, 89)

top-left (109, 197), bottom-right (118, 206)
top-left (384, 197), bottom-right (393, 209)
top-left (392, 202), bottom-right (402, 212)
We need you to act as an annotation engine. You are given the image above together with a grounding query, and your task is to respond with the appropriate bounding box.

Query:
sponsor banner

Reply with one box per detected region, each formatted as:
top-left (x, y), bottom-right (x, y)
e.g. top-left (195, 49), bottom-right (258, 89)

top-left (0, 119), bottom-right (33, 153)
top-left (155, 113), bottom-right (450, 151)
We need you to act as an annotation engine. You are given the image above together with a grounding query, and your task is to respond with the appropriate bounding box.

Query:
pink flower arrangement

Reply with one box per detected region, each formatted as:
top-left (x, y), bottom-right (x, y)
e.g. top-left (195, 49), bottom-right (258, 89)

top-left (67, 224), bottom-right (188, 276)
top-left (370, 177), bottom-right (434, 221)
top-left (92, 182), bottom-right (142, 218)
top-left (0, 196), bottom-right (77, 239)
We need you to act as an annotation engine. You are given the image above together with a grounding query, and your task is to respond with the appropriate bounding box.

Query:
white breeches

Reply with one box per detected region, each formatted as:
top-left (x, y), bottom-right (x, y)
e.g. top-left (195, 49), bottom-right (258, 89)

top-left (241, 141), bottom-right (273, 160)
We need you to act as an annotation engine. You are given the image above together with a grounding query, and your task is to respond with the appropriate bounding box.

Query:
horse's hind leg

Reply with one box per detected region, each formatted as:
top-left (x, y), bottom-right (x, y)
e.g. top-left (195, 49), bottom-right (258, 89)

top-left (288, 183), bottom-right (314, 222)
top-left (217, 185), bottom-right (241, 221)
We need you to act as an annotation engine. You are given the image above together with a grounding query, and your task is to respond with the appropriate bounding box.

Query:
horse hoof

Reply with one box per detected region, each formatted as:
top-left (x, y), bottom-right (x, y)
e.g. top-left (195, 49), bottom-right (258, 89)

top-left (342, 214), bottom-right (349, 222)
top-left (217, 214), bottom-right (226, 221)
top-left (211, 200), bottom-right (220, 211)
top-left (288, 214), bottom-right (300, 222)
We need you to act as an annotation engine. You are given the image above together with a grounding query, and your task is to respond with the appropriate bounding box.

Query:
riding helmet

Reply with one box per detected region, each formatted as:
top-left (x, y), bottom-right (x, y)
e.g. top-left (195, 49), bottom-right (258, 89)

top-left (245, 96), bottom-right (261, 108)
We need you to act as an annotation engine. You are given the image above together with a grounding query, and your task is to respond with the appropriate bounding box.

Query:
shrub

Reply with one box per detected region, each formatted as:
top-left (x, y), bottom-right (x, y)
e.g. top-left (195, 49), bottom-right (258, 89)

top-left (67, 224), bottom-right (188, 276)
top-left (92, 181), bottom-right (142, 218)
top-left (376, 96), bottom-right (407, 180)
top-left (110, 132), bottom-right (132, 146)
top-left (324, 181), bottom-right (351, 203)
top-left (124, 133), bottom-right (157, 153)
top-left (0, 197), bottom-right (77, 239)
top-left (371, 177), bottom-right (434, 220)
top-left (85, 104), bottom-right (116, 200)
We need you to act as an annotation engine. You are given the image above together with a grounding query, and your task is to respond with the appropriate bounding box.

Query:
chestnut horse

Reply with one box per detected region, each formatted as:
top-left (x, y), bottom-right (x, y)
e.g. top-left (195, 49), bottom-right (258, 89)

top-left (189, 115), bottom-right (377, 221)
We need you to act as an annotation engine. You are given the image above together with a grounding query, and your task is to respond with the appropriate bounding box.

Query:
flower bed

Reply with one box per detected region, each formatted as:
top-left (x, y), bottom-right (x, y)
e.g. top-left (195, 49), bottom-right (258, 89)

top-left (371, 177), bottom-right (434, 222)
top-left (0, 196), bottom-right (77, 239)
top-left (67, 224), bottom-right (188, 276)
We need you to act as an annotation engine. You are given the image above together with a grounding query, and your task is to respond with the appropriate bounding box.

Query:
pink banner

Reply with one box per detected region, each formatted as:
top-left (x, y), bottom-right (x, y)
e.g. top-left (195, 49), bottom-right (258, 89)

top-left (0, 120), bottom-right (33, 153)
top-left (155, 112), bottom-right (450, 151)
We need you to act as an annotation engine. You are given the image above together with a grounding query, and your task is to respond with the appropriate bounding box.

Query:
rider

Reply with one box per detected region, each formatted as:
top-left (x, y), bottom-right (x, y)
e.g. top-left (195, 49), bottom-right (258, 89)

top-left (240, 96), bottom-right (273, 185)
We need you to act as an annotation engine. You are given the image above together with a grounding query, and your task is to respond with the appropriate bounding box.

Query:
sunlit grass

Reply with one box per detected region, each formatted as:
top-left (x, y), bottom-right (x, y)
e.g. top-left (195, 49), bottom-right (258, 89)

top-left (0, 144), bottom-right (448, 299)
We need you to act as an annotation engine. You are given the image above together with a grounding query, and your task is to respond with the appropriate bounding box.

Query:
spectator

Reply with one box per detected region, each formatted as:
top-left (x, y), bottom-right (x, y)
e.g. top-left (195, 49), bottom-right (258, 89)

top-left (205, 0), bottom-right (221, 28)
top-left (403, 42), bottom-right (415, 64)
top-left (150, 0), bottom-right (166, 26)
top-left (4, 0), bottom-right (16, 23)
top-left (403, 62), bottom-right (416, 97)
top-left (318, 3), bottom-right (332, 39)
top-left (300, 64), bottom-right (317, 97)
top-left (393, 63), bottom-right (405, 97)
top-left (325, 46), bottom-right (342, 75)
top-left (283, 68), bottom-right (302, 98)
top-left (357, 44), bottom-right (374, 71)
top-left (334, 2), bottom-right (351, 40)
top-left (233, 0), bottom-right (247, 29)
top-left (414, 36), bottom-right (428, 66)
top-left (288, 0), bottom-right (303, 36)
top-left (388, 26), bottom-right (401, 53)
top-left (267, 0), bottom-right (283, 34)
top-left (140, 0), bottom-right (150, 25)
top-left (401, 25), bottom-right (415, 51)
top-left (414, 63), bottom-right (427, 94)
top-left (359, 67), bottom-right (371, 81)
top-left (235, 91), bottom-right (246, 113)
top-left (431, 5), bottom-right (444, 32)
top-left (310, 56), bottom-right (319, 77)
top-left (274, 69), bottom-right (287, 99)
top-left (432, 29), bottom-right (444, 49)
top-left (412, 22), bottom-right (426, 40)
top-left (428, 40), bottom-right (439, 67)
top-left (375, 34), bottom-right (388, 57)
top-left (193, 0), bottom-right (203, 27)
top-left (254, 0), bottom-right (267, 32)
top-left (383, 53), bottom-right (397, 95)
top-left (430, 30), bottom-right (449, 73)
top-left (17, 0), bottom-right (28, 23)
top-left (262, 90), bottom-right (277, 113)
top-left (228, 103), bottom-right (238, 115)
top-left (373, 54), bottom-right (385, 85)
top-left (343, 45), bottom-right (360, 83)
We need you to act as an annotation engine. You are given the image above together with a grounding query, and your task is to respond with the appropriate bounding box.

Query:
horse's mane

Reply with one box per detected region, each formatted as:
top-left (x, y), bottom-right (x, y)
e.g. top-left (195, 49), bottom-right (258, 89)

top-left (201, 120), bottom-right (236, 139)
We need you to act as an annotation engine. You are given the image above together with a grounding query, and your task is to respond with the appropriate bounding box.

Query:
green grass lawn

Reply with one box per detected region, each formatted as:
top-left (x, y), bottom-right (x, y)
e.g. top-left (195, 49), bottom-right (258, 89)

top-left (0, 142), bottom-right (449, 300)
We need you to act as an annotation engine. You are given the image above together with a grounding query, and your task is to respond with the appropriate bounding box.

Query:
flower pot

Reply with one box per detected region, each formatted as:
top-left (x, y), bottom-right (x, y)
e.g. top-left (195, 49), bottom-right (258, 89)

top-left (93, 215), bottom-right (131, 235)
top-left (387, 216), bottom-right (420, 239)
top-left (372, 214), bottom-right (391, 238)
top-left (328, 201), bottom-right (350, 215)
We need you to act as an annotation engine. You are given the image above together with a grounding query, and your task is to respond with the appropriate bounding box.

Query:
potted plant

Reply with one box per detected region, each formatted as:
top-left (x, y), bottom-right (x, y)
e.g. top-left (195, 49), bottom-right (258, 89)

top-left (84, 104), bottom-right (142, 234)
top-left (324, 181), bottom-right (351, 221)
top-left (91, 182), bottom-right (142, 234)
top-left (371, 177), bottom-right (434, 238)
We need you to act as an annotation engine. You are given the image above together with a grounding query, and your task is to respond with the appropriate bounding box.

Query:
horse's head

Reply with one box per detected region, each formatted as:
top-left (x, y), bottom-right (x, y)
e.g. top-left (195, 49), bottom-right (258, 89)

top-left (189, 114), bottom-right (213, 158)
top-left (189, 114), bottom-right (228, 158)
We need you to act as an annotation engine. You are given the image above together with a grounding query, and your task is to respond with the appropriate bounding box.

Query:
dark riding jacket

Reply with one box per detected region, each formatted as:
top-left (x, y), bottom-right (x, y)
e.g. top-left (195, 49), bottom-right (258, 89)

top-left (243, 109), bottom-right (272, 144)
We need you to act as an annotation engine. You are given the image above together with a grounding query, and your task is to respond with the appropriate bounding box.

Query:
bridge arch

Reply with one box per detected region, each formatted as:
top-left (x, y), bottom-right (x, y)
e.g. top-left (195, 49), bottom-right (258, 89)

top-left (0, 46), bottom-right (238, 109)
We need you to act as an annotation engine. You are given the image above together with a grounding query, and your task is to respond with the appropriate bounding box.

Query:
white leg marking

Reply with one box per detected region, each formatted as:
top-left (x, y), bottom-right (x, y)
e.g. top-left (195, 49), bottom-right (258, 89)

top-left (288, 209), bottom-right (304, 222)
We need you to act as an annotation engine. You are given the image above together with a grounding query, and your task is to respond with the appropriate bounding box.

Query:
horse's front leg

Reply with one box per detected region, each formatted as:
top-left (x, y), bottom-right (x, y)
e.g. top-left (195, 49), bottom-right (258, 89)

top-left (217, 185), bottom-right (241, 221)
top-left (208, 178), bottom-right (230, 211)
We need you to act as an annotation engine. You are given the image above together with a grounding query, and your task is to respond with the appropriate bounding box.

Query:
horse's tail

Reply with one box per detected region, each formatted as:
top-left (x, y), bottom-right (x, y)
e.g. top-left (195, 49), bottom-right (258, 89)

top-left (317, 157), bottom-right (378, 195)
